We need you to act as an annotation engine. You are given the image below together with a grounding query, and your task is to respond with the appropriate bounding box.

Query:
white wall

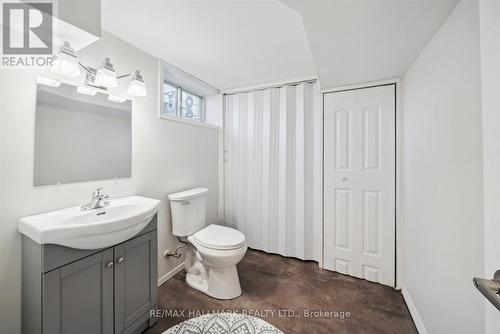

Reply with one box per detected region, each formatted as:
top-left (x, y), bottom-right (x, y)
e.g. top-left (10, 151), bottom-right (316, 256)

top-left (205, 94), bottom-right (223, 128)
top-left (204, 93), bottom-right (225, 222)
top-left (402, 1), bottom-right (484, 333)
top-left (0, 32), bottom-right (219, 334)
top-left (479, 0), bottom-right (500, 332)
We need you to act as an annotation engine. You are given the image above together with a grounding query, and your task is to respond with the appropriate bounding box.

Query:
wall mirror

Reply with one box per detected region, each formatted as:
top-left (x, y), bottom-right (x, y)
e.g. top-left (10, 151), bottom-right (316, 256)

top-left (34, 80), bottom-right (132, 186)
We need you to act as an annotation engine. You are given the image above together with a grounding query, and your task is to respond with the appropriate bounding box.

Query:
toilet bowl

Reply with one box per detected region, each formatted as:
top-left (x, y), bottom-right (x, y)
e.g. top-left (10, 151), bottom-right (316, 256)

top-left (186, 224), bottom-right (247, 299)
top-left (168, 188), bottom-right (247, 300)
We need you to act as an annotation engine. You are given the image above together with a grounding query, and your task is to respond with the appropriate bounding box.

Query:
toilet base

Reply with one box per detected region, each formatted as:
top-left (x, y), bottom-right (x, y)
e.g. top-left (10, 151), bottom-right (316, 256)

top-left (186, 265), bottom-right (242, 300)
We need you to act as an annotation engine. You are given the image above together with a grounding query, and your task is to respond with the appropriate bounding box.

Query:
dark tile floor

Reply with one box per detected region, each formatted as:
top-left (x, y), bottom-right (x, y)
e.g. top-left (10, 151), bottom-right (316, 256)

top-left (144, 249), bottom-right (417, 334)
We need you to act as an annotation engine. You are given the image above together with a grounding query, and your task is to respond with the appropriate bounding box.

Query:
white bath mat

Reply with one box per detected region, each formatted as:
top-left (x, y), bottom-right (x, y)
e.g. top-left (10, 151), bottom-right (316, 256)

top-left (163, 312), bottom-right (284, 334)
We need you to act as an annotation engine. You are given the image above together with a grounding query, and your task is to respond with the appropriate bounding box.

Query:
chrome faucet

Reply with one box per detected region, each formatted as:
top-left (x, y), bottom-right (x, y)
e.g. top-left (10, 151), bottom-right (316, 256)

top-left (81, 187), bottom-right (110, 211)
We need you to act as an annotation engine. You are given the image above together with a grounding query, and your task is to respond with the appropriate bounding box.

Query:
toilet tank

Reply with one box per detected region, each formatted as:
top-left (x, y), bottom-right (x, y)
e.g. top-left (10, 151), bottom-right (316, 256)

top-left (168, 188), bottom-right (208, 237)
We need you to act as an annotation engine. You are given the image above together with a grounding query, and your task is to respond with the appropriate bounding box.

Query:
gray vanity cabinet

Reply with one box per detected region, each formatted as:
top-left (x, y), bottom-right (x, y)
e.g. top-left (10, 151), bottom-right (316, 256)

top-left (114, 231), bottom-right (157, 333)
top-left (43, 249), bottom-right (114, 334)
top-left (22, 215), bottom-right (158, 334)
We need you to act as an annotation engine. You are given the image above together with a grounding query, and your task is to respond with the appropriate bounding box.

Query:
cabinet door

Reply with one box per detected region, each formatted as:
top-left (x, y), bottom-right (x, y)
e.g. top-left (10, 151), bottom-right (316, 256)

top-left (114, 231), bottom-right (157, 333)
top-left (42, 248), bottom-right (114, 334)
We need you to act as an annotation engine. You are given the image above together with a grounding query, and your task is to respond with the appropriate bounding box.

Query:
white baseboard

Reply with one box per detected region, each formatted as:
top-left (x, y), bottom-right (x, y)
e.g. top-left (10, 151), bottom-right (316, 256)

top-left (158, 261), bottom-right (185, 287)
top-left (402, 287), bottom-right (427, 334)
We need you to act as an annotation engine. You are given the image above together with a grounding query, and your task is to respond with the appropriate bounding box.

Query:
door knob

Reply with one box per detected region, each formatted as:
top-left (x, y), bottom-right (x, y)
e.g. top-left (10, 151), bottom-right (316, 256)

top-left (117, 257), bottom-right (125, 264)
top-left (473, 270), bottom-right (500, 311)
top-left (340, 176), bottom-right (347, 181)
top-left (106, 261), bottom-right (114, 269)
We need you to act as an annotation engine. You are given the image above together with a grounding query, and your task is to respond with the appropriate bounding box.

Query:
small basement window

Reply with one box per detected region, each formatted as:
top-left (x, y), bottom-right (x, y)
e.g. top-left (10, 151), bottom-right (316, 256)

top-left (161, 81), bottom-right (204, 122)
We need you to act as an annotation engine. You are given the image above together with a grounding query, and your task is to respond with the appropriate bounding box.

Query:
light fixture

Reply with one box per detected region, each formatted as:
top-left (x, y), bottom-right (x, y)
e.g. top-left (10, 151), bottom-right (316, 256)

top-left (108, 94), bottom-right (127, 103)
top-left (36, 76), bottom-right (61, 87)
top-left (95, 57), bottom-right (118, 88)
top-left (48, 42), bottom-right (146, 99)
top-left (127, 70), bottom-right (147, 97)
top-left (76, 86), bottom-right (98, 96)
top-left (51, 41), bottom-right (80, 77)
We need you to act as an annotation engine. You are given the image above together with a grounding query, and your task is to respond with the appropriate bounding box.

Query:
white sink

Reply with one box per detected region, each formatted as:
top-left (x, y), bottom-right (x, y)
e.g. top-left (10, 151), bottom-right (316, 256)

top-left (18, 196), bottom-right (161, 249)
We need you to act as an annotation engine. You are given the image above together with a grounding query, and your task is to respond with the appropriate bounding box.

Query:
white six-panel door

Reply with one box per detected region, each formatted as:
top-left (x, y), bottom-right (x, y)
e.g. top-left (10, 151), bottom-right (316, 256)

top-left (324, 85), bottom-right (396, 286)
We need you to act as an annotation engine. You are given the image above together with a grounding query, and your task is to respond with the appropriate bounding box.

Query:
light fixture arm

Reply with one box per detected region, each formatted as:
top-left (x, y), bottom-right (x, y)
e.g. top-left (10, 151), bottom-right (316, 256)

top-left (117, 73), bottom-right (134, 79)
top-left (78, 62), bottom-right (95, 76)
top-left (78, 62), bottom-right (134, 80)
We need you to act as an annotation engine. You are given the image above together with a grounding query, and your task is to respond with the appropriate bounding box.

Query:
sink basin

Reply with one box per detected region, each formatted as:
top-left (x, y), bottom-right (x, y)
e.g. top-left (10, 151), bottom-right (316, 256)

top-left (18, 196), bottom-right (161, 249)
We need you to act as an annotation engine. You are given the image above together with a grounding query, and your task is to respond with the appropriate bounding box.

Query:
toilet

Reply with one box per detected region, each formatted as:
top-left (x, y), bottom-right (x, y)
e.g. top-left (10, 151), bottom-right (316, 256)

top-left (168, 188), bottom-right (247, 299)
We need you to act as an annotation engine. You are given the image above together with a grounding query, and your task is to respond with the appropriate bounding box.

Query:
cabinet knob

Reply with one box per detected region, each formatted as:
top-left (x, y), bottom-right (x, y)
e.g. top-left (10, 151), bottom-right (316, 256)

top-left (106, 261), bottom-right (114, 269)
top-left (117, 257), bottom-right (125, 264)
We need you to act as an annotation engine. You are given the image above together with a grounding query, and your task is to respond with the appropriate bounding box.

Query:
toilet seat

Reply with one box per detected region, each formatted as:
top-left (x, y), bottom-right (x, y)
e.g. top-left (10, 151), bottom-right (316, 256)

top-left (192, 224), bottom-right (246, 250)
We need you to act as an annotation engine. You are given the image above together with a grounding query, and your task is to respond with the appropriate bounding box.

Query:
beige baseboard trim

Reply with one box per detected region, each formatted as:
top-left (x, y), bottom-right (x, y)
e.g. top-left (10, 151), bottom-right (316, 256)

top-left (158, 261), bottom-right (185, 287)
top-left (402, 287), bottom-right (427, 334)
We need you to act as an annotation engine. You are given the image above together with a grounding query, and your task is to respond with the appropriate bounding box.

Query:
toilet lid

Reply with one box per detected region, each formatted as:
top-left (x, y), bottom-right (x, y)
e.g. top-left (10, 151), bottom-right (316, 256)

top-left (193, 224), bottom-right (246, 250)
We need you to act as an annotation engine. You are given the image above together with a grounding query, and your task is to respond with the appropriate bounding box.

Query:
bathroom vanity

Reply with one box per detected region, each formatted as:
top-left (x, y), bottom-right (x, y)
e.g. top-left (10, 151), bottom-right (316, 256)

top-left (19, 196), bottom-right (160, 334)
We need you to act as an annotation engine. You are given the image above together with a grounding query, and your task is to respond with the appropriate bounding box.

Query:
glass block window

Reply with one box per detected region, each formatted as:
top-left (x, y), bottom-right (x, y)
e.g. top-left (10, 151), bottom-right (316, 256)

top-left (163, 82), bottom-right (178, 117)
top-left (180, 90), bottom-right (202, 121)
top-left (161, 81), bottom-right (204, 122)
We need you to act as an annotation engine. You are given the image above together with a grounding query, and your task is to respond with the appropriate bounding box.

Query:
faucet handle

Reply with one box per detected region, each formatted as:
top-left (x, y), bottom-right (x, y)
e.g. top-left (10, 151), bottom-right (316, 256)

top-left (94, 187), bottom-right (103, 197)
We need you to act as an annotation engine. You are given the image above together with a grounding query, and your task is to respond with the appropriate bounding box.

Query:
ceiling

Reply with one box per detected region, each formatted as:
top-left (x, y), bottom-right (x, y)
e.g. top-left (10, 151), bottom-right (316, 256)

top-left (281, 0), bottom-right (459, 88)
top-left (102, 0), bottom-right (316, 91)
top-left (102, 0), bottom-right (459, 91)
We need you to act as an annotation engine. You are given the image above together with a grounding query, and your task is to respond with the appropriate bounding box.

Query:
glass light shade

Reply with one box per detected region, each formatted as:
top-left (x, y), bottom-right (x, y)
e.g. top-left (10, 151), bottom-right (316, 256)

top-left (95, 67), bottom-right (118, 88)
top-left (108, 94), bottom-right (127, 103)
top-left (128, 78), bottom-right (147, 97)
top-left (76, 86), bottom-right (98, 96)
top-left (36, 76), bottom-right (61, 87)
top-left (51, 51), bottom-right (80, 77)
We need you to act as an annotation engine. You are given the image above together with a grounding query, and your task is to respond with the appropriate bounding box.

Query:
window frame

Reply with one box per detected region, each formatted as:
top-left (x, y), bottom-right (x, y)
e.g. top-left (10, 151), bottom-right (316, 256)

top-left (161, 80), bottom-right (206, 124)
